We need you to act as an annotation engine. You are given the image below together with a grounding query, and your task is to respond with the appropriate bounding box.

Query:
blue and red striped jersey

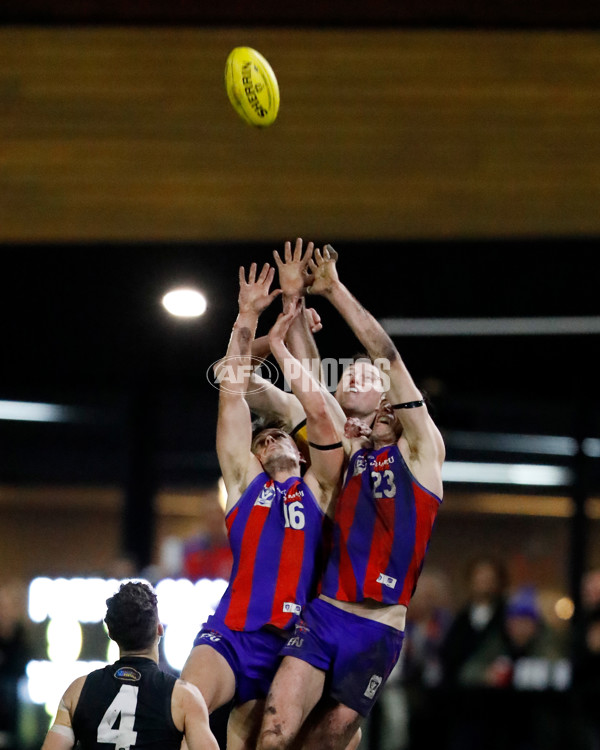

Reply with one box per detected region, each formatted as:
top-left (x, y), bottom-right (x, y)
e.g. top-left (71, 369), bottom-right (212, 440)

top-left (320, 444), bottom-right (442, 606)
top-left (214, 472), bottom-right (327, 632)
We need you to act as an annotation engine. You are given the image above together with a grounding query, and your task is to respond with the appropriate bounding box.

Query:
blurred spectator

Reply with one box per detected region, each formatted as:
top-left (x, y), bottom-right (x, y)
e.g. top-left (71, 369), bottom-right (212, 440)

top-left (448, 585), bottom-right (571, 750)
top-left (582, 568), bottom-right (600, 612)
top-left (0, 581), bottom-right (30, 750)
top-left (182, 529), bottom-right (232, 582)
top-left (400, 569), bottom-right (453, 749)
top-left (440, 555), bottom-right (508, 690)
top-left (571, 605), bottom-right (600, 750)
top-left (458, 585), bottom-right (568, 689)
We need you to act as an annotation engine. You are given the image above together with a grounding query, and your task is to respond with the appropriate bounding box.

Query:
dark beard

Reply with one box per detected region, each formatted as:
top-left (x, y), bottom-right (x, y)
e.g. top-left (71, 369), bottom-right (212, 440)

top-left (262, 454), bottom-right (299, 476)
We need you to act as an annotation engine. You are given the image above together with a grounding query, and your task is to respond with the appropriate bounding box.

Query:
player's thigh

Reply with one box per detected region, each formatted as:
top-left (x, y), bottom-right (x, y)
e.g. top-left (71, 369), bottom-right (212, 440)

top-left (263, 656), bottom-right (325, 733)
top-left (227, 698), bottom-right (265, 750)
top-left (181, 644), bottom-right (236, 712)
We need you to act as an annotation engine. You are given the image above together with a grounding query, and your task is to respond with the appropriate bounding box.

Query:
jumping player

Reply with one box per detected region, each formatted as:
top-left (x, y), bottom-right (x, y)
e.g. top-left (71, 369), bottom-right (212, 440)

top-left (41, 581), bottom-right (218, 750)
top-left (257, 247), bottom-right (445, 750)
top-left (180, 263), bottom-right (344, 750)
top-left (243, 239), bottom-right (386, 459)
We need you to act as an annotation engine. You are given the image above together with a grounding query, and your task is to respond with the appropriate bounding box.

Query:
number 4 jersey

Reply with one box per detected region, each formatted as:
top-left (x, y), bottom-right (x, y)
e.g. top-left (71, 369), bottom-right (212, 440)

top-left (213, 472), bottom-right (327, 632)
top-left (71, 657), bottom-right (182, 750)
top-left (320, 444), bottom-right (442, 606)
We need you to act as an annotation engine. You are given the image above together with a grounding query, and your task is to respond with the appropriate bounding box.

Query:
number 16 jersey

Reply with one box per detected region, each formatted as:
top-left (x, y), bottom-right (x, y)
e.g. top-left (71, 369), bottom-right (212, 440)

top-left (213, 472), bottom-right (327, 632)
top-left (320, 444), bottom-right (442, 607)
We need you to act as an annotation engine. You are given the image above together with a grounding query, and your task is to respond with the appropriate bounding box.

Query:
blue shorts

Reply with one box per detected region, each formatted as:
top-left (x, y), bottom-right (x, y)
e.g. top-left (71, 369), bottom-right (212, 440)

top-left (193, 614), bottom-right (287, 705)
top-left (279, 598), bottom-right (404, 717)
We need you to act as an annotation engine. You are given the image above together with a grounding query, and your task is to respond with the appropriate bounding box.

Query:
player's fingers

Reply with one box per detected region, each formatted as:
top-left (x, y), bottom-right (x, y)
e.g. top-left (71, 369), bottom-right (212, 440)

top-left (272, 249), bottom-right (283, 268)
top-left (239, 266), bottom-right (246, 284)
top-left (324, 244), bottom-right (338, 261)
top-left (313, 247), bottom-right (323, 264)
top-left (303, 242), bottom-right (314, 265)
top-left (257, 262), bottom-right (270, 283)
top-left (293, 237), bottom-right (303, 262)
top-left (248, 262), bottom-right (257, 284)
top-left (284, 240), bottom-right (292, 263)
top-left (265, 266), bottom-right (276, 287)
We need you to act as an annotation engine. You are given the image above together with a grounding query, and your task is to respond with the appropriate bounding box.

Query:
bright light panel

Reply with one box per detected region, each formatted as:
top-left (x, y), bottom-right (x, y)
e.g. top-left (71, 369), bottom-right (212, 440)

top-left (443, 461), bottom-right (571, 486)
top-left (26, 577), bottom-right (228, 706)
top-left (0, 400), bottom-right (72, 423)
top-left (162, 288), bottom-right (207, 317)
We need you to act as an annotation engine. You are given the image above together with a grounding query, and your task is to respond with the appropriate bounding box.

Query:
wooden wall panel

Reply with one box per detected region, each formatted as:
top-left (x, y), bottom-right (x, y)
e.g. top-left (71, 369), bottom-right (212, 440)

top-left (1, 28), bottom-right (599, 241)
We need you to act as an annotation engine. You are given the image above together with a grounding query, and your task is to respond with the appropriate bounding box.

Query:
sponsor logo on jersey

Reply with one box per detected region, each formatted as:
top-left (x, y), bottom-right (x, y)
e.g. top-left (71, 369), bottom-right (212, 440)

top-left (114, 667), bottom-right (142, 682)
top-left (354, 454), bottom-right (368, 475)
top-left (255, 483), bottom-right (276, 507)
top-left (199, 630), bottom-right (222, 643)
top-left (371, 453), bottom-right (394, 472)
top-left (377, 572), bottom-right (397, 589)
top-left (282, 601), bottom-right (301, 615)
top-left (285, 483), bottom-right (305, 502)
top-left (364, 674), bottom-right (383, 699)
top-left (287, 636), bottom-right (304, 648)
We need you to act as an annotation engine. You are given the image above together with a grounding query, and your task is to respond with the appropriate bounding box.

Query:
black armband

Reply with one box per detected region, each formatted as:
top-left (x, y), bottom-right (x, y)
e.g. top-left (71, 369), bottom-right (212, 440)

top-left (308, 440), bottom-right (344, 451)
top-left (392, 399), bottom-right (425, 409)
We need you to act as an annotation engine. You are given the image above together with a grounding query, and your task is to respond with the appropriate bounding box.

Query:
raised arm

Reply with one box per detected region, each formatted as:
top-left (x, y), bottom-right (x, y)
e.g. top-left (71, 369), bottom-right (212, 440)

top-left (273, 238), bottom-right (323, 383)
top-left (216, 263), bottom-right (281, 510)
top-left (268, 300), bottom-right (344, 515)
top-left (308, 246), bottom-right (445, 476)
top-left (238, 238), bottom-right (326, 439)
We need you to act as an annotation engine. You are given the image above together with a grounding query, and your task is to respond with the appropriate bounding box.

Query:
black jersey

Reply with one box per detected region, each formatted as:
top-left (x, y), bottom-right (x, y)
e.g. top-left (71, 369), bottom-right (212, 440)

top-left (71, 657), bottom-right (183, 750)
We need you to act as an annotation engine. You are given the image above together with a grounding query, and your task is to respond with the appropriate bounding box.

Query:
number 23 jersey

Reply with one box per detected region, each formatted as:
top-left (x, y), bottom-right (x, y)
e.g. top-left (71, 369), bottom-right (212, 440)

top-left (320, 444), bottom-right (442, 606)
top-left (71, 657), bottom-right (182, 750)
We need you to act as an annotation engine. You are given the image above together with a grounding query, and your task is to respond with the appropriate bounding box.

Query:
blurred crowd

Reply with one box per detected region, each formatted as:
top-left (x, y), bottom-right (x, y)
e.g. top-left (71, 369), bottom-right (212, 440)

top-left (361, 560), bottom-right (600, 750)
top-left (4, 557), bottom-right (600, 750)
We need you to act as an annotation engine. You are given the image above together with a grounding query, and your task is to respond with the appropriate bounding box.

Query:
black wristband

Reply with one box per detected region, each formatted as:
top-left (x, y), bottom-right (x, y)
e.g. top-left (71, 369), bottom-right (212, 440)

top-left (392, 399), bottom-right (425, 409)
top-left (308, 440), bottom-right (344, 451)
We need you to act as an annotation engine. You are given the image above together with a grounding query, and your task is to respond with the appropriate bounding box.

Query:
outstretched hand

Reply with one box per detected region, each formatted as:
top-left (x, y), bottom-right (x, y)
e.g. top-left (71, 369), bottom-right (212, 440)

top-left (268, 298), bottom-right (303, 350)
top-left (238, 263), bottom-right (281, 315)
top-left (273, 238), bottom-right (314, 298)
top-left (307, 244), bottom-right (340, 296)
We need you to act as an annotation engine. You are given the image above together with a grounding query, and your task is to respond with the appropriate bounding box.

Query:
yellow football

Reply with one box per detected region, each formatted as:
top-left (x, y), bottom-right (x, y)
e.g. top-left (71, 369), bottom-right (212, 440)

top-left (224, 47), bottom-right (280, 128)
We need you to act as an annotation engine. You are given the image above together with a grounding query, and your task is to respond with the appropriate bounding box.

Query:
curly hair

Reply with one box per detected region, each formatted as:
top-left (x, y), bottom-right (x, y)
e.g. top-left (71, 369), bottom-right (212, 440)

top-left (104, 581), bottom-right (159, 652)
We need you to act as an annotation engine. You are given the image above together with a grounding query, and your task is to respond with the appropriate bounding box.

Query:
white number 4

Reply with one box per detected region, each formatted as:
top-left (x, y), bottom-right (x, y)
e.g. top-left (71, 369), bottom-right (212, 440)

top-left (97, 685), bottom-right (138, 749)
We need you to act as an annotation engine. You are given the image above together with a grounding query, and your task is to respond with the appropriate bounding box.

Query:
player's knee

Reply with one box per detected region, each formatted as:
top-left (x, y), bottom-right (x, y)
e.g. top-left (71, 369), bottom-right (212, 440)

top-left (257, 725), bottom-right (294, 750)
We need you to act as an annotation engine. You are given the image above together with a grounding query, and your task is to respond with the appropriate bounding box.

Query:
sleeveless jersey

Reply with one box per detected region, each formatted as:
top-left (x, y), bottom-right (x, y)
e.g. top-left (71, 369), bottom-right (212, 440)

top-left (320, 444), bottom-right (442, 607)
top-left (71, 657), bottom-right (182, 750)
top-left (214, 471), bottom-right (326, 631)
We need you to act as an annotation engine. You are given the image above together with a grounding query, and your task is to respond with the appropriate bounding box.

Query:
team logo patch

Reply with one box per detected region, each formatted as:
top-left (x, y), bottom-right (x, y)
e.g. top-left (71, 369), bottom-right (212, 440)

top-left (354, 455), bottom-right (368, 476)
top-left (364, 674), bottom-right (382, 699)
top-left (377, 572), bottom-right (397, 589)
top-left (282, 602), bottom-right (301, 615)
top-left (114, 667), bottom-right (141, 682)
top-left (255, 484), bottom-right (276, 507)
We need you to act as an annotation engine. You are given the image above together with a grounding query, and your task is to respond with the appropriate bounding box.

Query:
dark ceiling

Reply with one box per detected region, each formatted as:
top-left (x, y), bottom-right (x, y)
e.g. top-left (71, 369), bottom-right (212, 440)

top-left (1, 0), bottom-right (599, 493)
top-left (1, 238), bottom-right (598, 490)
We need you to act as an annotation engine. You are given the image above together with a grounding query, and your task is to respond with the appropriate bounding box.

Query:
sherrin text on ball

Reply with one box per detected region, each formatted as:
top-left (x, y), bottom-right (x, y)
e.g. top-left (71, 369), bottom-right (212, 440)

top-left (225, 47), bottom-right (280, 127)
